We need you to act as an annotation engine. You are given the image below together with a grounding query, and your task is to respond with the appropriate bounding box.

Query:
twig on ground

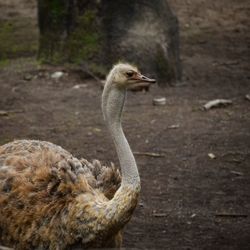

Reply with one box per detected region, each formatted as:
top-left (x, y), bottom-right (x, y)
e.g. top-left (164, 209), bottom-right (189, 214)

top-left (167, 124), bottom-right (180, 129)
top-left (133, 152), bottom-right (165, 158)
top-left (153, 213), bottom-right (168, 217)
top-left (230, 170), bottom-right (244, 176)
top-left (80, 63), bottom-right (103, 84)
top-left (203, 99), bottom-right (232, 110)
top-left (215, 213), bottom-right (248, 218)
top-left (0, 110), bottom-right (24, 116)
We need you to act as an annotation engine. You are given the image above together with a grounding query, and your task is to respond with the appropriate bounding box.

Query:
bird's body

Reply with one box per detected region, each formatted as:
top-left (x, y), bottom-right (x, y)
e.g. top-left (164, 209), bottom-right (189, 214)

top-left (0, 63), bottom-right (155, 249)
top-left (0, 140), bottom-right (122, 249)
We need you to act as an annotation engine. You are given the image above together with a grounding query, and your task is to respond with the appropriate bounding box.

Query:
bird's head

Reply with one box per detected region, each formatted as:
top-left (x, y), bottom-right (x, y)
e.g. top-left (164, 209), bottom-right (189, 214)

top-left (106, 63), bottom-right (156, 90)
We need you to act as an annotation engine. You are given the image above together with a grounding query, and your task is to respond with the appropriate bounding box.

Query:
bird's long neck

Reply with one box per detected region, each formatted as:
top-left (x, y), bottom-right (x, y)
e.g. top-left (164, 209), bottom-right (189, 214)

top-left (101, 81), bottom-right (141, 229)
top-left (102, 83), bottom-right (140, 187)
top-left (68, 78), bottom-right (141, 245)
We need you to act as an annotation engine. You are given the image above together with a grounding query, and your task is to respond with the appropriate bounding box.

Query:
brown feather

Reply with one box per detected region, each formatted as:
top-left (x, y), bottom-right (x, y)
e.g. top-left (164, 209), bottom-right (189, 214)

top-left (0, 140), bottom-right (122, 249)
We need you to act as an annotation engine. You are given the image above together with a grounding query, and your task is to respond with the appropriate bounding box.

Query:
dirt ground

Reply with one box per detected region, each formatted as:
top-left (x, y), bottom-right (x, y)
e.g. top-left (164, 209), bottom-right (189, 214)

top-left (0, 0), bottom-right (250, 249)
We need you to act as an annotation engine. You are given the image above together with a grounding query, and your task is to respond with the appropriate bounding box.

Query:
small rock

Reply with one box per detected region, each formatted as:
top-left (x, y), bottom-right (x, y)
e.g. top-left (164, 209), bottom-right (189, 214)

top-left (0, 110), bottom-right (8, 116)
top-left (51, 71), bottom-right (64, 79)
top-left (23, 74), bottom-right (33, 81)
top-left (153, 97), bottom-right (166, 106)
top-left (38, 72), bottom-right (44, 78)
top-left (139, 202), bottom-right (144, 207)
top-left (245, 94), bottom-right (250, 101)
top-left (93, 128), bottom-right (101, 133)
top-left (72, 84), bottom-right (87, 89)
top-left (208, 153), bottom-right (216, 159)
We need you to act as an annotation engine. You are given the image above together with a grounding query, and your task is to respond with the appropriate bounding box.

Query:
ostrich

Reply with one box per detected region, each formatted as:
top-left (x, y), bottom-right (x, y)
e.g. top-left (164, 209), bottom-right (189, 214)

top-left (0, 63), bottom-right (156, 249)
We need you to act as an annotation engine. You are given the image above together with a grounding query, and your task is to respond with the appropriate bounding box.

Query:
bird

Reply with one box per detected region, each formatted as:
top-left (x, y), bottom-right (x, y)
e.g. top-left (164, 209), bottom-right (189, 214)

top-left (0, 63), bottom-right (156, 249)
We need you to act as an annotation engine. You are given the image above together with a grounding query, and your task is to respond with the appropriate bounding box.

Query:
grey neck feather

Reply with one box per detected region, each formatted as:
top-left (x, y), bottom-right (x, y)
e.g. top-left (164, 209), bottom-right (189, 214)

top-left (102, 81), bottom-right (140, 187)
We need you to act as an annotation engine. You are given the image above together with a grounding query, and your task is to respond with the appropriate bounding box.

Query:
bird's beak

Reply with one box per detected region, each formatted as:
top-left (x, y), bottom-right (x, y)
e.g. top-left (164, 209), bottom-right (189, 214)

top-left (128, 73), bottom-right (156, 91)
top-left (133, 73), bottom-right (156, 84)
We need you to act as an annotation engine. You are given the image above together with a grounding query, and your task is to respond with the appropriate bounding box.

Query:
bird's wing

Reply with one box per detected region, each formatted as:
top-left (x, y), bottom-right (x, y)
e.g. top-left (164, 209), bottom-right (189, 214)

top-left (80, 159), bottom-right (121, 200)
top-left (0, 140), bottom-right (121, 200)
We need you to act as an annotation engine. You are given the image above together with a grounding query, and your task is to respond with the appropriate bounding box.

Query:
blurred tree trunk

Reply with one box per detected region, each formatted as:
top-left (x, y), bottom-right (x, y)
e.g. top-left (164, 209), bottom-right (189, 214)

top-left (38, 0), bottom-right (182, 85)
top-left (37, 0), bottom-right (101, 64)
top-left (37, 0), bottom-right (73, 61)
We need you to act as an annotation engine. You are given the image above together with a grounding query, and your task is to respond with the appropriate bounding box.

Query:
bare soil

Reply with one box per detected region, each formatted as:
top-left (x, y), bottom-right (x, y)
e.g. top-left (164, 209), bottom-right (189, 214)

top-left (0, 0), bottom-right (250, 249)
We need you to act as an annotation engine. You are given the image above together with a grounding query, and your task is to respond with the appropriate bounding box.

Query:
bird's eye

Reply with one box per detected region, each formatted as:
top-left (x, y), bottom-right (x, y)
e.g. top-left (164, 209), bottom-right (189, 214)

top-left (126, 71), bottom-right (134, 77)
